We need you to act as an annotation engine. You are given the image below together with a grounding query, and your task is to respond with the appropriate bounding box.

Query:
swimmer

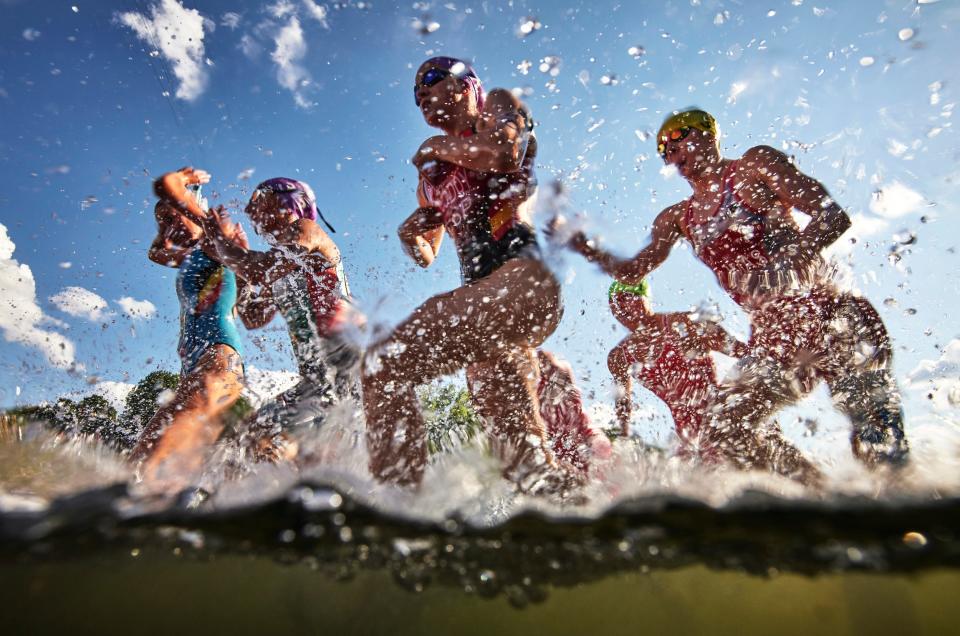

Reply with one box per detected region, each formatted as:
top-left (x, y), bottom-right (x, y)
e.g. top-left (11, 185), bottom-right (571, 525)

top-left (131, 167), bottom-right (258, 492)
top-left (560, 109), bottom-right (907, 482)
top-left (362, 56), bottom-right (581, 495)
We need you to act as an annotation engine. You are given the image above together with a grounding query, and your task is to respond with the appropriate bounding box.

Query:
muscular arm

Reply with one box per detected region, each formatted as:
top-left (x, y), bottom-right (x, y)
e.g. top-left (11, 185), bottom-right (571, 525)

top-left (568, 205), bottom-right (684, 285)
top-left (414, 89), bottom-right (532, 173)
top-left (201, 219), bottom-right (276, 287)
top-left (744, 145), bottom-right (851, 253)
top-left (398, 205), bottom-right (445, 268)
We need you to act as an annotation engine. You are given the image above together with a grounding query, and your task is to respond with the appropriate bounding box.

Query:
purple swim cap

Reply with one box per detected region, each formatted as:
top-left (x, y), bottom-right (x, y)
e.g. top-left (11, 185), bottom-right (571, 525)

top-left (420, 56), bottom-right (486, 111)
top-left (254, 177), bottom-right (336, 233)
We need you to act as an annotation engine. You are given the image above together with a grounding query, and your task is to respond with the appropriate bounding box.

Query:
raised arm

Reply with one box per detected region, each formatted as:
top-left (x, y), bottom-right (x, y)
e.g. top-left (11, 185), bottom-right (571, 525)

top-left (564, 204), bottom-right (684, 285)
top-left (200, 207), bottom-right (276, 287)
top-left (743, 145), bottom-right (851, 253)
top-left (153, 167), bottom-right (210, 225)
top-left (273, 218), bottom-right (341, 267)
top-left (413, 89), bottom-right (532, 173)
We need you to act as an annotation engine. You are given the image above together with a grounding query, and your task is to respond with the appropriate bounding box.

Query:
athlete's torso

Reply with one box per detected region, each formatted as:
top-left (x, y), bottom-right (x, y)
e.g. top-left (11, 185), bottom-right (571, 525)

top-left (681, 160), bottom-right (816, 308)
top-left (632, 321), bottom-right (718, 435)
top-left (176, 247), bottom-right (242, 368)
top-left (418, 135), bottom-right (540, 283)
top-left (269, 256), bottom-right (350, 380)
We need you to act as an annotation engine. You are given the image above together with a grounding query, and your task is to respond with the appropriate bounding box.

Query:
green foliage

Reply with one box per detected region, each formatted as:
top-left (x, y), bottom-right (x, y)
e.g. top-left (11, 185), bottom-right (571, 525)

top-left (223, 394), bottom-right (254, 430)
top-left (118, 370), bottom-right (180, 447)
top-left (419, 382), bottom-right (483, 455)
top-left (76, 395), bottom-right (118, 437)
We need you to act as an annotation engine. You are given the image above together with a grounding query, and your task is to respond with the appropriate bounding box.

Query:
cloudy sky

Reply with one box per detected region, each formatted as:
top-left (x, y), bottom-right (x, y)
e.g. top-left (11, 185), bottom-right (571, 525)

top-left (0, 0), bottom-right (957, 447)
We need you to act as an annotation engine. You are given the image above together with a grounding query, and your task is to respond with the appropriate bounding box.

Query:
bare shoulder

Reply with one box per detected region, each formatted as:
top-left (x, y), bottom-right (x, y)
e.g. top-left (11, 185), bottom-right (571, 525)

top-left (741, 145), bottom-right (793, 174)
top-left (654, 201), bottom-right (686, 233)
top-left (483, 88), bottom-right (533, 130)
top-left (483, 88), bottom-right (523, 114)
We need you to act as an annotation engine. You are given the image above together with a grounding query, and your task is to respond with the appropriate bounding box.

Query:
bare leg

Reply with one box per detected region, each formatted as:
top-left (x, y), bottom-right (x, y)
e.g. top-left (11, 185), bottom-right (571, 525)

top-left (131, 344), bottom-right (243, 491)
top-left (702, 355), bottom-right (823, 485)
top-left (826, 296), bottom-right (908, 466)
top-left (608, 338), bottom-right (636, 437)
top-left (362, 258), bottom-right (564, 488)
top-left (467, 349), bottom-right (581, 492)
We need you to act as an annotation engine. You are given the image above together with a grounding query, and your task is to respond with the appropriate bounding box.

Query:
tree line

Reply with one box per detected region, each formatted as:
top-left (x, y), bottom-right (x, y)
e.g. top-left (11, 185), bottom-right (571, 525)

top-left (1, 372), bottom-right (481, 455)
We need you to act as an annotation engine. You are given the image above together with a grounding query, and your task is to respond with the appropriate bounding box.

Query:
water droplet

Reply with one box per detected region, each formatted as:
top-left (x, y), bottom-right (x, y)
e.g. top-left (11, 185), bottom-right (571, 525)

top-left (859, 56), bottom-right (875, 67)
top-left (517, 17), bottom-right (541, 38)
top-left (898, 28), bottom-right (915, 41)
top-left (627, 45), bottom-right (645, 58)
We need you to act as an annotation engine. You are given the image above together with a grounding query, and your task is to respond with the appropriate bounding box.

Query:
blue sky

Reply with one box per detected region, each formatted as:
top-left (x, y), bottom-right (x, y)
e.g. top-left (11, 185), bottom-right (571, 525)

top-left (1, 0), bottom-right (958, 451)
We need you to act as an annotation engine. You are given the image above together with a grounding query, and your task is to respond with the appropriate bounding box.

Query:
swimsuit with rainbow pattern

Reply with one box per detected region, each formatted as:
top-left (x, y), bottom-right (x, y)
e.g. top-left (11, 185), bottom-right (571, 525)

top-left (176, 247), bottom-right (242, 373)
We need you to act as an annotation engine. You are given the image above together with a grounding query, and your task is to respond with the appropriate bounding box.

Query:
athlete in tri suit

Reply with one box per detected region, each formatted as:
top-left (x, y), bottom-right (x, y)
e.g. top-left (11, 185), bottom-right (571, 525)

top-left (561, 109), bottom-right (907, 483)
top-left (132, 168), bottom-right (259, 492)
top-left (168, 175), bottom-right (360, 465)
top-left (605, 280), bottom-right (818, 478)
top-left (362, 56), bottom-right (581, 495)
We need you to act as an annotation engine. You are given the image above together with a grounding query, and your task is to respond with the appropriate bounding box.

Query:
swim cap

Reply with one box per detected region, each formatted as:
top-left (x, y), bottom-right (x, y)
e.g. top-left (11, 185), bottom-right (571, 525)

top-left (253, 177), bottom-right (336, 233)
top-left (657, 109), bottom-right (718, 144)
top-left (420, 56), bottom-right (486, 112)
top-left (608, 279), bottom-right (650, 300)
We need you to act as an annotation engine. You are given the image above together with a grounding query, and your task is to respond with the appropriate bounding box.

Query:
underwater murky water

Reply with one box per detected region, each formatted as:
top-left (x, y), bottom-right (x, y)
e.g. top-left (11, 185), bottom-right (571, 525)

top-left (4, 556), bottom-right (959, 636)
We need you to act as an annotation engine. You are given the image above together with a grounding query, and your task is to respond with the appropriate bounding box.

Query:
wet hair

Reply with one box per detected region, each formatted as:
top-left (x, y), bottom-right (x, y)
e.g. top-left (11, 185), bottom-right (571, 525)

top-left (420, 56), bottom-right (486, 111)
top-left (253, 177), bottom-right (336, 233)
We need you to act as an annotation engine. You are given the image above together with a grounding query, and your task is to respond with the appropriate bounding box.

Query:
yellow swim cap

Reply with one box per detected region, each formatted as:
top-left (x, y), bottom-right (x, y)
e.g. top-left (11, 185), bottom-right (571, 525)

top-left (657, 109), bottom-right (718, 156)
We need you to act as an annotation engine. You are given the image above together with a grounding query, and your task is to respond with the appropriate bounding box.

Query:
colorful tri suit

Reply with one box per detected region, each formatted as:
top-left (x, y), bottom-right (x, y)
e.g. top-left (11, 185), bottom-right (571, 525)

top-left (176, 247), bottom-right (243, 373)
top-left (417, 130), bottom-right (540, 284)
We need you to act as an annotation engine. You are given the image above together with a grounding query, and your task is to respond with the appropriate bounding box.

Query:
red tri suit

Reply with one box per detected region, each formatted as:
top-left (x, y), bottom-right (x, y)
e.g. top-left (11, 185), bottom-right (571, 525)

top-left (417, 130), bottom-right (540, 284)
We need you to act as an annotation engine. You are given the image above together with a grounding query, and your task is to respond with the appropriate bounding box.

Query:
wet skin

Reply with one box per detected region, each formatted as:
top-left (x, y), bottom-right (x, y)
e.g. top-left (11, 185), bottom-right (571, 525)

top-left (562, 122), bottom-right (905, 482)
top-left (131, 168), bottom-right (256, 494)
top-left (362, 61), bottom-right (580, 494)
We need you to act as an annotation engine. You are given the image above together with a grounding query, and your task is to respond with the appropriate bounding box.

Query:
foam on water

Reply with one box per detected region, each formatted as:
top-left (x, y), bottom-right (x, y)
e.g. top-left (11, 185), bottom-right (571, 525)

top-left (3, 397), bottom-right (959, 525)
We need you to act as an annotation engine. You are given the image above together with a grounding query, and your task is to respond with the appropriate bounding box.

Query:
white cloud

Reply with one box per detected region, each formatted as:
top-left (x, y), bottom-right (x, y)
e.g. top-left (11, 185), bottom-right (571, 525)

top-left (49, 286), bottom-right (111, 321)
top-left (302, 0), bottom-right (329, 27)
top-left (869, 181), bottom-right (926, 219)
top-left (67, 380), bottom-right (136, 412)
top-left (0, 223), bottom-right (76, 369)
top-left (268, 0), bottom-right (297, 19)
top-left (905, 340), bottom-right (960, 412)
top-left (243, 366), bottom-right (301, 407)
top-left (117, 296), bottom-right (157, 320)
top-left (271, 16), bottom-right (313, 108)
top-left (116, 0), bottom-right (211, 102)
top-left (221, 11), bottom-right (241, 29)
top-left (239, 33), bottom-right (262, 59)
top-left (824, 212), bottom-right (890, 258)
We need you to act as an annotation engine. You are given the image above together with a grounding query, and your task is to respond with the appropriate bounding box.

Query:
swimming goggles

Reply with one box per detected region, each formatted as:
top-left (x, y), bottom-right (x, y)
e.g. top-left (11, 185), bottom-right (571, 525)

top-left (415, 67), bottom-right (478, 106)
top-left (657, 126), bottom-right (693, 157)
